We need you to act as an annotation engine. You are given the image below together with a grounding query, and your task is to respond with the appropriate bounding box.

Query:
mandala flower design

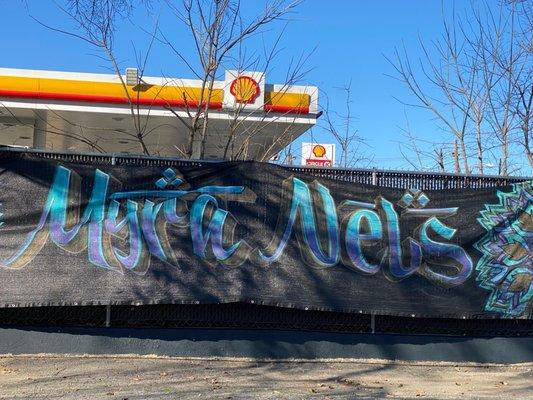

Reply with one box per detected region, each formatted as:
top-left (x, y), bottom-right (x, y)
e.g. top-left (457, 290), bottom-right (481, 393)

top-left (475, 181), bottom-right (533, 318)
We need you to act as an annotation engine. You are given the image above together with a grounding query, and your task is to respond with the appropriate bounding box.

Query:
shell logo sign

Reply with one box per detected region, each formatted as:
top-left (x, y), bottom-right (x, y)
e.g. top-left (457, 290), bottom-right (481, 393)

top-left (224, 70), bottom-right (265, 110)
top-left (229, 76), bottom-right (261, 104)
top-left (312, 144), bottom-right (326, 158)
top-left (302, 143), bottom-right (335, 167)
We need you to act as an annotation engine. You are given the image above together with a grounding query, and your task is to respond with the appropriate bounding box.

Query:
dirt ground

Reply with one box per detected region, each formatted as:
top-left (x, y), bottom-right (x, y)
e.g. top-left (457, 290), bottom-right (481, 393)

top-left (0, 355), bottom-right (531, 399)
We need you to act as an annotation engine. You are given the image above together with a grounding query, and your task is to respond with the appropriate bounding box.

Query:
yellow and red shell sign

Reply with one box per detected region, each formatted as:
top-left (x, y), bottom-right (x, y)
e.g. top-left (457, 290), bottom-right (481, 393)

top-left (0, 70), bottom-right (311, 114)
top-left (302, 142), bottom-right (335, 166)
top-left (229, 76), bottom-right (261, 104)
top-left (312, 144), bottom-right (326, 158)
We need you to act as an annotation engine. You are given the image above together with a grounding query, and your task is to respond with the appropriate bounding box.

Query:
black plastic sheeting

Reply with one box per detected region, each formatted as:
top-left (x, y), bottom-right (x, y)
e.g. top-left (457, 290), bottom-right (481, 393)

top-left (0, 150), bottom-right (531, 334)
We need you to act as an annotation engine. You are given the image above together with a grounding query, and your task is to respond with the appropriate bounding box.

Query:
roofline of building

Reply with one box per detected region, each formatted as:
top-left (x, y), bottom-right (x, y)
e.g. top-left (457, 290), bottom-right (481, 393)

top-left (0, 67), bottom-right (319, 116)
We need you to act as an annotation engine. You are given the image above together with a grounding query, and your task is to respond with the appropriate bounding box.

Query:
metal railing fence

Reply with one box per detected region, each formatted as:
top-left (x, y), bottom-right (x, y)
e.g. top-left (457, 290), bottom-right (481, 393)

top-left (1, 147), bottom-right (530, 189)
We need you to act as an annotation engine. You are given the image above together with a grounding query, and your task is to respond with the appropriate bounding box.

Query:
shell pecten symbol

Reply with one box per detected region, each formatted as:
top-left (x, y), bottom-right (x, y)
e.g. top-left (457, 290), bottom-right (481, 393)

top-left (230, 76), bottom-right (261, 104)
top-left (312, 144), bottom-right (326, 158)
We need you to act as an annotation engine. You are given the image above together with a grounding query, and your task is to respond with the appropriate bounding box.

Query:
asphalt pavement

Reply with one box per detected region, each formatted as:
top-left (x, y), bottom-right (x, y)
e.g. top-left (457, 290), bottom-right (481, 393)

top-left (0, 355), bottom-right (531, 399)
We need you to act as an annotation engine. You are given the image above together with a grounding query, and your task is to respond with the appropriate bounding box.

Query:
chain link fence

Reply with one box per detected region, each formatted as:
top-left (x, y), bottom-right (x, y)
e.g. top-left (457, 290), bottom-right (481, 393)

top-left (1, 304), bottom-right (533, 337)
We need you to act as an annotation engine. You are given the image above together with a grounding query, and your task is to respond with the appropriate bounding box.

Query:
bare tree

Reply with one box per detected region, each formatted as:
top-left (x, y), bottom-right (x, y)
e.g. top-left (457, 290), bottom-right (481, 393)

top-left (158, 0), bottom-right (303, 160)
top-left (394, 111), bottom-right (449, 172)
top-left (320, 83), bottom-right (370, 168)
top-left (388, 1), bottom-right (532, 175)
top-left (35, 0), bottom-right (309, 161)
top-left (507, 0), bottom-right (533, 169)
top-left (513, 70), bottom-right (533, 167)
top-left (29, 0), bottom-right (155, 154)
top-left (387, 17), bottom-right (477, 174)
top-left (216, 33), bottom-right (314, 162)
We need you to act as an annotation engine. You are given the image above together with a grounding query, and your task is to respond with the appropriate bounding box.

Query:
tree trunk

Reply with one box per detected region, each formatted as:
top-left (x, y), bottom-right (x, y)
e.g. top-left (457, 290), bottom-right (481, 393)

top-left (523, 121), bottom-right (533, 168)
top-left (501, 127), bottom-right (509, 176)
top-left (459, 136), bottom-right (470, 175)
top-left (453, 140), bottom-right (461, 173)
top-left (476, 119), bottom-right (484, 174)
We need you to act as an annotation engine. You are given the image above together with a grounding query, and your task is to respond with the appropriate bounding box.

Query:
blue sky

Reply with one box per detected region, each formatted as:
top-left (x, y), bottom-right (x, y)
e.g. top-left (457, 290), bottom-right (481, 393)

top-left (0, 1), bottom-right (512, 171)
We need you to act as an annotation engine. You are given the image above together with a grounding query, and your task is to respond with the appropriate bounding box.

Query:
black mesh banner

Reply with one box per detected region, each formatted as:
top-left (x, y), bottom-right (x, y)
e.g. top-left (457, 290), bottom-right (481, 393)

top-left (0, 153), bottom-right (531, 319)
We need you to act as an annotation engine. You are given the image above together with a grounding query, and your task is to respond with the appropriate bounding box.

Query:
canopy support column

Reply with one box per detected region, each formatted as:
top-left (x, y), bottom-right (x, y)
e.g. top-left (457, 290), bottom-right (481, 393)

top-left (33, 113), bottom-right (47, 149)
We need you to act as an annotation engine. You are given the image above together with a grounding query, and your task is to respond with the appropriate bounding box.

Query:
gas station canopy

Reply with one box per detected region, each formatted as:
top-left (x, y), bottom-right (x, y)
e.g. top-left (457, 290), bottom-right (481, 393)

top-left (0, 67), bottom-right (318, 160)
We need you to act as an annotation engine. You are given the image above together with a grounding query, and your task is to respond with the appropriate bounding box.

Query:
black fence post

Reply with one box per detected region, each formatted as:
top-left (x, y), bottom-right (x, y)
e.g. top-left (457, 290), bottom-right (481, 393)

top-left (105, 305), bottom-right (111, 328)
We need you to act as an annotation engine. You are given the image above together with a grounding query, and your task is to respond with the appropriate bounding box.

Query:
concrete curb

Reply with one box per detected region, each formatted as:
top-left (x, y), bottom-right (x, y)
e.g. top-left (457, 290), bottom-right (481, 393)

top-left (1, 326), bottom-right (532, 364)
